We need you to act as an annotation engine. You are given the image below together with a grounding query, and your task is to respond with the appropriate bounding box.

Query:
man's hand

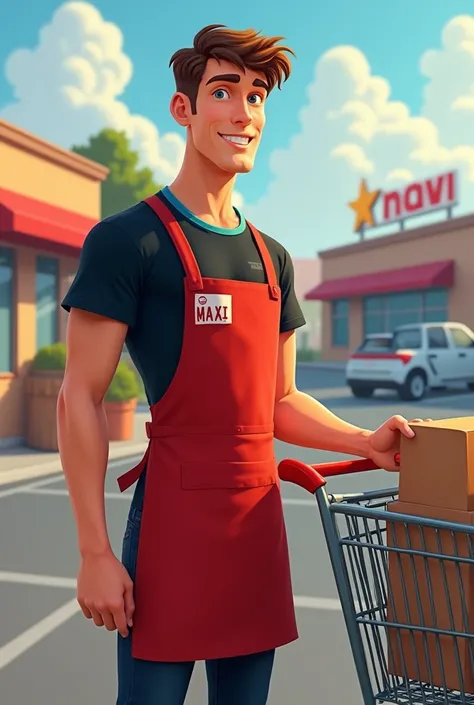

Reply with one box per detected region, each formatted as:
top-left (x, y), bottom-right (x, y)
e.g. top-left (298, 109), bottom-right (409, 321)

top-left (77, 551), bottom-right (135, 638)
top-left (368, 416), bottom-right (433, 471)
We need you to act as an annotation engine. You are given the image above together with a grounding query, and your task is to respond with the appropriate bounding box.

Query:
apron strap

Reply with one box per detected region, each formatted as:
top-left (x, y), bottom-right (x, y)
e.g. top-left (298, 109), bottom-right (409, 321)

top-left (143, 194), bottom-right (204, 291)
top-left (117, 443), bottom-right (150, 492)
top-left (246, 221), bottom-right (280, 301)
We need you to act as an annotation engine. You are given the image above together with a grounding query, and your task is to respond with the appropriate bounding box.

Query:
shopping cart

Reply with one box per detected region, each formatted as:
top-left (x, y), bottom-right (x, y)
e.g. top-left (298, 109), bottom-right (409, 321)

top-left (278, 456), bottom-right (474, 705)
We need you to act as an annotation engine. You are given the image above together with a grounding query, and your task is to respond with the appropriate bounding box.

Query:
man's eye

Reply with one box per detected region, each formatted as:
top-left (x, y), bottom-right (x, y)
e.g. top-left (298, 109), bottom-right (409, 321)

top-left (213, 89), bottom-right (230, 100)
top-left (248, 94), bottom-right (263, 105)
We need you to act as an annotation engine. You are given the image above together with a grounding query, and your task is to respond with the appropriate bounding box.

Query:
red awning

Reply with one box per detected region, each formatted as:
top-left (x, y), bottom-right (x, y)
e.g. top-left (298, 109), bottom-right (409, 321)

top-left (305, 260), bottom-right (455, 301)
top-left (0, 187), bottom-right (98, 253)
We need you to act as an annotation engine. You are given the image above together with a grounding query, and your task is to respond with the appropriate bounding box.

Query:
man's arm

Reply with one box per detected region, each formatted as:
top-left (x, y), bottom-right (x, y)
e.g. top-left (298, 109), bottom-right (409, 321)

top-left (57, 218), bottom-right (144, 637)
top-left (273, 330), bottom-right (372, 457)
top-left (273, 330), bottom-right (417, 471)
top-left (57, 308), bottom-right (127, 557)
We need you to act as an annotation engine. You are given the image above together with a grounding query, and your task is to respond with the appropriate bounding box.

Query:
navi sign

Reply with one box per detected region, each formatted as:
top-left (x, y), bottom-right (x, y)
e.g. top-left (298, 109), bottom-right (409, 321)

top-left (348, 170), bottom-right (458, 239)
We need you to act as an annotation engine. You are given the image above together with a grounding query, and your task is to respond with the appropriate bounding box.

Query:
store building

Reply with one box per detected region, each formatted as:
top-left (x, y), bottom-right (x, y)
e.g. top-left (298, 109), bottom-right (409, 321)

top-left (0, 118), bottom-right (108, 447)
top-left (306, 170), bottom-right (474, 361)
top-left (292, 257), bottom-right (321, 352)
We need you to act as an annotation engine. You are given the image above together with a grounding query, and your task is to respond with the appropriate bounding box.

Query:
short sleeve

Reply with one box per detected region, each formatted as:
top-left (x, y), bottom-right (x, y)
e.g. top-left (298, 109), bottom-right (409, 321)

top-left (279, 248), bottom-right (306, 333)
top-left (61, 220), bottom-right (143, 327)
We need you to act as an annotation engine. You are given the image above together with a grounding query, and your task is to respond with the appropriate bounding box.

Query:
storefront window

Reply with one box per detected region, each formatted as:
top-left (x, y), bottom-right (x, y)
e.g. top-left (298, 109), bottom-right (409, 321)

top-left (36, 256), bottom-right (59, 350)
top-left (331, 299), bottom-right (349, 346)
top-left (424, 289), bottom-right (448, 308)
top-left (386, 292), bottom-right (422, 312)
top-left (0, 248), bottom-right (14, 373)
top-left (387, 310), bottom-right (421, 330)
top-left (363, 288), bottom-right (448, 335)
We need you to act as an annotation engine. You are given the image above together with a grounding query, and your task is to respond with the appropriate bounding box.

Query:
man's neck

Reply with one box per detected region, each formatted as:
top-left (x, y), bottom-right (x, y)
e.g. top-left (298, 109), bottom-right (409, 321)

top-left (168, 146), bottom-right (239, 229)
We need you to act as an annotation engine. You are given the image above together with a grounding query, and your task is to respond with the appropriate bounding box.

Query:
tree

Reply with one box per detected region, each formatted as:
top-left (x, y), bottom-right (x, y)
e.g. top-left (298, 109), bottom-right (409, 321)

top-left (72, 128), bottom-right (163, 218)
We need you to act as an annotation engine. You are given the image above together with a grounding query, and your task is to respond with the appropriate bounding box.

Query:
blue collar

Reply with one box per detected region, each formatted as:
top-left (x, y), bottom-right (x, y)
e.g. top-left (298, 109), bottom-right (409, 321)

top-left (159, 186), bottom-right (245, 236)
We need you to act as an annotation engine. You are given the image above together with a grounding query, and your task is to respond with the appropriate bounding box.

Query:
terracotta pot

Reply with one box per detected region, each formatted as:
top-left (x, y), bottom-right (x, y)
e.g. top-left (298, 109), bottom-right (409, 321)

top-left (25, 369), bottom-right (64, 451)
top-left (104, 398), bottom-right (137, 441)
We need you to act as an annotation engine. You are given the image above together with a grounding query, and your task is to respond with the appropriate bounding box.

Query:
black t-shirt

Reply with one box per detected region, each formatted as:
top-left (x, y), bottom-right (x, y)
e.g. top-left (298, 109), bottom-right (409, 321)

top-left (62, 187), bottom-right (306, 405)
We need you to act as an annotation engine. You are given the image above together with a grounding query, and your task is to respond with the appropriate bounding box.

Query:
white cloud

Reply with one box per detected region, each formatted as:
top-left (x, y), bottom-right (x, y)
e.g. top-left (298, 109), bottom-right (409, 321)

top-left (420, 15), bottom-right (474, 148)
top-left (0, 2), bottom-right (245, 204)
top-left (244, 14), bottom-right (474, 256)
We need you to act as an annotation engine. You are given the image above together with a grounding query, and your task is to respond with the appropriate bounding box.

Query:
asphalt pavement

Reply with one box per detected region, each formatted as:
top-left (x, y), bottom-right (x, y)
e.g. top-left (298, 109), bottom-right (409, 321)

top-left (1, 366), bottom-right (474, 705)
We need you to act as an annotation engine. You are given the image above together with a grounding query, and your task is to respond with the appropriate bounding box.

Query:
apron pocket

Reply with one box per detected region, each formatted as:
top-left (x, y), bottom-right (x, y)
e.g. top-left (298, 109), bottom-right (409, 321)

top-left (181, 459), bottom-right (276, 490)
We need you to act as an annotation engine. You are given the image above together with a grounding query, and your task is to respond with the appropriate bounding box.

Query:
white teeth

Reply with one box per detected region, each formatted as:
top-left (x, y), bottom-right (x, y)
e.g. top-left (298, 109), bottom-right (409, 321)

top-left (221, 135), bottom-right (250, 145)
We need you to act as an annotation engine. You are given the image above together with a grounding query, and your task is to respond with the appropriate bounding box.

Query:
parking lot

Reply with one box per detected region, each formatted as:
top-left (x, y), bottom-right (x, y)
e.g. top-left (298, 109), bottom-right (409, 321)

top-left (1, 365), bottom-right (473, 705)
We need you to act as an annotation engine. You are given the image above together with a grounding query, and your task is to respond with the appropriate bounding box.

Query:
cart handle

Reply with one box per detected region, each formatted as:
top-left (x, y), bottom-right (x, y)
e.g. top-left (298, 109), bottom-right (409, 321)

top-left (278, 453), bottom-right (400, 494)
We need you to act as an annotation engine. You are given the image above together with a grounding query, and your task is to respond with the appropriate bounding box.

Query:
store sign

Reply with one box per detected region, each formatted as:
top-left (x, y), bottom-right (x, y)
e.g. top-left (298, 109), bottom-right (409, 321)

top-left (349, 170), bottom-right (458, 236)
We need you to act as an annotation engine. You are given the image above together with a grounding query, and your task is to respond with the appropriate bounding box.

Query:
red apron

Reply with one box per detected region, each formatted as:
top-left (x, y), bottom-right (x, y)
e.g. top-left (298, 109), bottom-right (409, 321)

top-left (117, 195), bottom-right (298, 662)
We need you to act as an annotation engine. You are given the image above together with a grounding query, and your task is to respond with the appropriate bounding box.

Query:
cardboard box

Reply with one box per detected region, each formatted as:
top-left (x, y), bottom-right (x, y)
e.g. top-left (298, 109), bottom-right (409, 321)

top-left (398, 417), bottom-right (474, 511)
top-left (386, 500), bottom-right (474, 692)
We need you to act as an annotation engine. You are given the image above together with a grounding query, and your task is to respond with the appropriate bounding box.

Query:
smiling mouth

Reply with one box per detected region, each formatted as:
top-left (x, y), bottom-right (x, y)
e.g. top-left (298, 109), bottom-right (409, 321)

top-left (218, 133), bottom-right (253, 146)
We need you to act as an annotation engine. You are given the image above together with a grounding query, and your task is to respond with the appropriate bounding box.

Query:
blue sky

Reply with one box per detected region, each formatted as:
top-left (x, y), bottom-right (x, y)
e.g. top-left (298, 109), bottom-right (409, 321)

top-left (1, 1), bottom-right (474, 256)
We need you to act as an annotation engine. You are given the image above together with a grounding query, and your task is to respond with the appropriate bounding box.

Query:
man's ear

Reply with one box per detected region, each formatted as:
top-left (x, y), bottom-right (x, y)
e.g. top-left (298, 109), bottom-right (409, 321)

top-left (170, 92), bottom-right (193, 126)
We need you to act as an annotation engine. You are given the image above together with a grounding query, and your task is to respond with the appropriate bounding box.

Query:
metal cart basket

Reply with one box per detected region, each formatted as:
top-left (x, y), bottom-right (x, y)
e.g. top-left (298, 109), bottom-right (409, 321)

top-left (278, 456), bottom-right (474, 705)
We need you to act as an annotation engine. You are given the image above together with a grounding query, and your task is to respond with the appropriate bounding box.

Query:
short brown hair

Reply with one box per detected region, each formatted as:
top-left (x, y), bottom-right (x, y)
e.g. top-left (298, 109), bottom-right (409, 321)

top-left (169, 24), bottom-right (295, 113)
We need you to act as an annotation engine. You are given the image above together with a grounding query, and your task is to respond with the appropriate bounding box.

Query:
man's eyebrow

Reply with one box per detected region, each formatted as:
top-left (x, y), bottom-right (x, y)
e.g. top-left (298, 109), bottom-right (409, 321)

top-left (206, 73), bottom-right (240, 85)
top-left (205, 74), bottom-right (270, 93)
top-left (252, 78), bottom-right (269, 92)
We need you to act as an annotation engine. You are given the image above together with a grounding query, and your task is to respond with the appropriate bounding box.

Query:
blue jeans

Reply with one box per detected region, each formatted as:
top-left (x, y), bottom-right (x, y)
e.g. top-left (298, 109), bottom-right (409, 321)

top-left (116, 481), bottom-right (275, 705)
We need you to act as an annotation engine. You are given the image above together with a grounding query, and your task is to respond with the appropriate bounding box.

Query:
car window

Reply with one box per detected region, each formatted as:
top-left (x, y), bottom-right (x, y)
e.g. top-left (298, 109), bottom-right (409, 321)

top-left (450, 327), bottom-right (474, 348)
top-left (359, 337), bottom-right (393, 353)
top-left (393, 328), bottom-right (422, 349)
top-left (427, 327), bottom-right (448, 349)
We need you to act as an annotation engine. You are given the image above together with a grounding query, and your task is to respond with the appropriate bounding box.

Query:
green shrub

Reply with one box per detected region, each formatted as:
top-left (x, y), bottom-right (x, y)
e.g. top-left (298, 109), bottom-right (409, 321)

top-left (31, 342), bottom-right (67, 371)
top-left (121, 352), bottom-right (147, 403)
top-left (106, 360), bottom-right (140, 402)
top-left (296, 348), bottom-right (321, 362)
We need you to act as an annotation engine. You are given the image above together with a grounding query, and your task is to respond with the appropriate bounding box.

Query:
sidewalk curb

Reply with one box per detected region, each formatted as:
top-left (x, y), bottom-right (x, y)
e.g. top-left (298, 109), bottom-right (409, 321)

top-left (0, 442), bottom-right (147, 488)
top-left (297, 362), bottom-right (346, 372)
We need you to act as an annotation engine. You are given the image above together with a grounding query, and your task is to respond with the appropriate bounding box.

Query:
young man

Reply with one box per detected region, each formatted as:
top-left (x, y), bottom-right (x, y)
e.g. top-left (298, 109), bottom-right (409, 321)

top-left (58, 24), bottom-right (421, 705)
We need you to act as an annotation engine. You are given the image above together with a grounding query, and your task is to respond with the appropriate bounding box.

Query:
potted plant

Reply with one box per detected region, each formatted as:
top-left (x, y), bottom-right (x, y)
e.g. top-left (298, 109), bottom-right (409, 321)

top-left (26, 342), bottom-right (67, 451)
top-left (104, 360), bottom-right (140, 441)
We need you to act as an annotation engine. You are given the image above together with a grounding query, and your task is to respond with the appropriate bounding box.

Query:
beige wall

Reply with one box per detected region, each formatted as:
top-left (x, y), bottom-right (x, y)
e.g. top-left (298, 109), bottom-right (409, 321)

top-left (0, 140), bottom-right (101, 219)
top-left (0, 118), bottom-right (108, 220)
top-left (320, 220), bottom-right (474, 361)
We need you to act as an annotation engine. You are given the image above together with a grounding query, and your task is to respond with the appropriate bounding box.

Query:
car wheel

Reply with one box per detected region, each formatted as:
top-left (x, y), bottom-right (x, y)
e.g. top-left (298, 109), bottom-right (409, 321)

top-left (398, 370), bottom-right (427, 401)
top-left (349, 383), bottom-right (374, 398)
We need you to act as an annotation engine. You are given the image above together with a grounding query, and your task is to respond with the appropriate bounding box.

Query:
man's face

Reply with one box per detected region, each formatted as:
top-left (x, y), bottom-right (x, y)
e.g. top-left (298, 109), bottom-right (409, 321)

top-left (187, 58), bottom-right (268, 175)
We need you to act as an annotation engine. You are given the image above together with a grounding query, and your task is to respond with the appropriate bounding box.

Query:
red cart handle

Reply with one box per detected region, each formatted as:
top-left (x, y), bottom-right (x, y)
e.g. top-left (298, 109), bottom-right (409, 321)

top-left (278, 453), bottom-right (400, 494)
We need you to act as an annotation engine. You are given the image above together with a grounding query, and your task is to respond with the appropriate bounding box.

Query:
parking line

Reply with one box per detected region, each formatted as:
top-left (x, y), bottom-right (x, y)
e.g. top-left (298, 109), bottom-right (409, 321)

top-left (294, 595), bottom-right (342, 611)
top-left (0, 571), bottom-right (76, 589)
top-left (0, 598), bottom-right (81, 671)
top-left (0, 455), bottom-right (140, 500)
top-left (0, 473), bottom-right (68, 500)
top-left (0, 569), bottom-right (343, 612)
top-left (24, 487), bottom-right (133, 500)
top-left (0, 571), bottom-right (343, 611)
top-left (22, 487), bottom-right (317, 506)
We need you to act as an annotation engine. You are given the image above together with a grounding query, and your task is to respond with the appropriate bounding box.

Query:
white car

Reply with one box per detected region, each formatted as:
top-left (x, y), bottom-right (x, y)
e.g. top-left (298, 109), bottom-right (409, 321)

top-left (346, 322), bottom-right (474, 401)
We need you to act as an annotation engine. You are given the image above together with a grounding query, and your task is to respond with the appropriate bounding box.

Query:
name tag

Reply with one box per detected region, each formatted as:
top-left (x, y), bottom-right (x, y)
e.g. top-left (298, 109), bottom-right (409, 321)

top-left (194, 294), bottom-right (232, 325)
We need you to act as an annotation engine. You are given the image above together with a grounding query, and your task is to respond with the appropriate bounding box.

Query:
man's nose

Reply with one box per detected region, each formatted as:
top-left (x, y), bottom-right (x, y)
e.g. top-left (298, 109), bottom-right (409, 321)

top-left (231, 99), bottom-right (252, 125)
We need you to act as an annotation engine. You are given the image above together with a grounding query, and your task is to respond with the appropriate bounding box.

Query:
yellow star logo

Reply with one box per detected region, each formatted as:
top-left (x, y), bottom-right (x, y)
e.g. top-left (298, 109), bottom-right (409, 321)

top-left (348, 179), bottom-right (381, 232)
